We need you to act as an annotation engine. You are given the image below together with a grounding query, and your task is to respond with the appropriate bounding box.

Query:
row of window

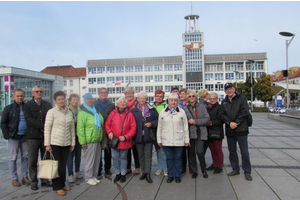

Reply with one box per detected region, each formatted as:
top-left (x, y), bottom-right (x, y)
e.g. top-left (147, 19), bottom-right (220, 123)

top-left (64, 80), bottom-right (73, 87)
top-left (205, 84), bottom-right (224, 91)
top-left (88, 64), bottom-right (183, 74)
top-left (186, 60), bottom-right (202, 72)
top-left (185, 49), bottom-right (202, 60)
top-left (205, 72), bottom-right (264, 81)
top-left (205, 62), bottom-right (264, 72)
top-left (184, 34), bottom-right (202, 42)
top-left (88, 74), bottom-right (183, 85)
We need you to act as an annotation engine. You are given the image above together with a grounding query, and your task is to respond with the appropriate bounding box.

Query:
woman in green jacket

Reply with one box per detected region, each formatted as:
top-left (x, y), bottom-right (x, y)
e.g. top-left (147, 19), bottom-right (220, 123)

top-left (77, 93), bottom-right (104, 186)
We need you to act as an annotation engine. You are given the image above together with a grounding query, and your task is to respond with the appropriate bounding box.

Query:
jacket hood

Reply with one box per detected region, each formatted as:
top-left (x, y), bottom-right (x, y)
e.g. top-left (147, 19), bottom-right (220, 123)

top-left (224, 92), bottom-right (240, 100)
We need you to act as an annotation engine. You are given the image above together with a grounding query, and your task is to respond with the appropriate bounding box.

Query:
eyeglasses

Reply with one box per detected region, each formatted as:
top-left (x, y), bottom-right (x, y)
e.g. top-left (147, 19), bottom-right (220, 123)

top-left (209, 98), bottom-right (218, 100)
top-left (34, 91), bottom-right (43, 93)
top-left (118, 101), bottom-right (127, 104)
top-left (99, 92), bottom-right (108, 94)
top-left (188, 95), bottom-right (196, 98)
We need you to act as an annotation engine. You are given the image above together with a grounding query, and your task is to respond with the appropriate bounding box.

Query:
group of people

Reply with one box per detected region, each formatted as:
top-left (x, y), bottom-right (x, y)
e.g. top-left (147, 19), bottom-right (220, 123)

top-left (1, 82), bottom-right (252, 196)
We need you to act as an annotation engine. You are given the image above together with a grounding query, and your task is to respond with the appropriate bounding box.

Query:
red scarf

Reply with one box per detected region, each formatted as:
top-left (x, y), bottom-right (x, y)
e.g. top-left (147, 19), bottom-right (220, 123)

top-left (127, 98), bottom-right (136, 111)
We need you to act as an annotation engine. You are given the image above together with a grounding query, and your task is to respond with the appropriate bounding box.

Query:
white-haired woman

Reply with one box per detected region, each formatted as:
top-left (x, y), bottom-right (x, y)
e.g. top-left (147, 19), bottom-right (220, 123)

top-left (157, 93), bottom-right (189, 183)
top-left (183, 90), bottom-right (210, 179)
top-left (105, 97), bottom-right (137, 183)
top-left (131, 91), bottom-right (158, 183)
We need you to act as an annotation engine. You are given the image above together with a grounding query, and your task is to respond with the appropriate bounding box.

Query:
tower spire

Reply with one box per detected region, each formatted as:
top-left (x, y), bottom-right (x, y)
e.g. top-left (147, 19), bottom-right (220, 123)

top-left (191, 1), bottom-right (193, 15)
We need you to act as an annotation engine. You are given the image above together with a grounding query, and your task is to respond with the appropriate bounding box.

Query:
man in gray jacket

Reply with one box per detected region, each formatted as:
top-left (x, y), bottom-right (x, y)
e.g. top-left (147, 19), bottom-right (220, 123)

top-left (94, 87), bottom-right (115, 176)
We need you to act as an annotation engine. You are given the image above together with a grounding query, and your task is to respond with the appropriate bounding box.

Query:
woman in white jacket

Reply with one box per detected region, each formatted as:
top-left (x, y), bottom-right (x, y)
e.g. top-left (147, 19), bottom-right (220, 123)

top-left (157, 93), bottom-right (189, 183)
top-left (44, 91), bottom-right (75, 196)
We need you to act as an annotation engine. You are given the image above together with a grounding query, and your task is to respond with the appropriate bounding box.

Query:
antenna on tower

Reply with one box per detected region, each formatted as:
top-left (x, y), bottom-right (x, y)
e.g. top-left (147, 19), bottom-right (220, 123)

top-left (191, 1), bottom-right (193, 15)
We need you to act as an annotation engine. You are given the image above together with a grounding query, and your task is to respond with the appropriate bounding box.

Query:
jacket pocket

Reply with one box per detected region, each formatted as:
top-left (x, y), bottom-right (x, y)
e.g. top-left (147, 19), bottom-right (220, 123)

top-left (175, 130), bottom-right (184, 140)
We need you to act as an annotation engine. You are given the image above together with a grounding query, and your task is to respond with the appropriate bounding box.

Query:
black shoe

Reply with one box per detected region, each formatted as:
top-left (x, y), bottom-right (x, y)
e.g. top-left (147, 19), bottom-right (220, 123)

top-left (228, 170), bottom-right (240, 176)
top-left (192, 172), bottom-right (198, 179)
top-left (41, 180), bottom-right (52, 187)
top-left (206, 164), bottom-right (216, 171)
top-left (213, 167), bottom-right (223, 174)
top-left (245, 174), bottom-right (253, 181)
top-left (139, 173), bottom-right (147, 180)
top-left (175, 177), bottom-right (181, 183)
top-left (114, 174), bottom-right (121, 182)
top-left (167, 177), bottom-right (174, 183)
top-left (146, 174), bottom-right (153, 183)
top-left (203, 171), bottom-right (208, 178)
top-left (120, 175), bottom-right (126, 183)
top-left (105, 169), bottom-right (112, 176)
top-left (31, 184), bottom-right (38, 190)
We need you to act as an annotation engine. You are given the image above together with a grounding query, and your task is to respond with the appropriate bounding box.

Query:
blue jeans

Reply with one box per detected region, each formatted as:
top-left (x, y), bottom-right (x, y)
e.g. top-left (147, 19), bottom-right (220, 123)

top-left (227, 135), bottom-right (251, 174)
top-left (8, 139), bottom-right (28, 179)
top-left (163, 146), bottom-right (183, 178)
top-left (111, 148), bottom-right (128, 175)
top-left (157, 147), bottom-right (167, 170)
top-left (67, 136), bottom-right (82, 176)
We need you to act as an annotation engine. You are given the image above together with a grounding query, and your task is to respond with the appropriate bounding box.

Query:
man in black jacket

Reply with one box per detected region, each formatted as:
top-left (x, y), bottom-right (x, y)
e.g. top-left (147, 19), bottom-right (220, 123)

top-left (23, 86), bottom-right (52, 190)
top-left (1, 89), bottom-right (31, 187)
top-left (221, 83), bottom-right (252, 181)
top-left (94, 87), bottom-right (115, 176)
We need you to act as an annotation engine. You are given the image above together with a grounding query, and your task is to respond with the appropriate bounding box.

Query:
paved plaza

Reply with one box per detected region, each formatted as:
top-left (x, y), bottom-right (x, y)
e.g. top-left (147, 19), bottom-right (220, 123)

top-left (0, 113), bottom-right (300, 200)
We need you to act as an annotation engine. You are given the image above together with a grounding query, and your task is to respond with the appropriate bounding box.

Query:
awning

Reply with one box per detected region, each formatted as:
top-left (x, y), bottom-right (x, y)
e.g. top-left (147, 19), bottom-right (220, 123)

top-left (271, 82), bottom-right (300, 95)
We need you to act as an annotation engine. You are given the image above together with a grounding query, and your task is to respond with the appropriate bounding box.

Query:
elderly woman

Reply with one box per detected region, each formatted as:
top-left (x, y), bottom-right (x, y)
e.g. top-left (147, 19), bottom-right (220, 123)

top-left (44, 91), bottom-right (75, 196)
top-left (157, 93), bottom-right (189, 183)
top-left (124, 87), bottom-right (140, 175)
top-left (206, 93), bottom-right (224, 174)
top-left (67, 94), bottom-right (83, 183)
top-left (105, 96), bottom-right (136, 183)
top-left (179, 88), bottom-right (188, 107)
top-left (77, 93), bottom-right (104, 186)
top-left (183, 90), bottom-right (210, 179)
top-left (131, 91), bottom-right (158, 183)
top-left (153, 89), bottom-right (168, 177)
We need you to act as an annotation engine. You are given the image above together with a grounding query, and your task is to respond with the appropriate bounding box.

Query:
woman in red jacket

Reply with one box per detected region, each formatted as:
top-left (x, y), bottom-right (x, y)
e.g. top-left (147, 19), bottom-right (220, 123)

top-left (105, 96), bottom-right (137, 183)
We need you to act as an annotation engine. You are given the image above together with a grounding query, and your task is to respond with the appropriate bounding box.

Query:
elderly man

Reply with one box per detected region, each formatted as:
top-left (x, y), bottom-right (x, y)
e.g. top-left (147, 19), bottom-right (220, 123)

top-left (221, 83), bottom-right (252, 181)
top-left (1, 89), bottom-right (31, 187)
top-left (23, 86), bottom-right (52, 190)
top-left (94, 87), bottom-right (115, 176)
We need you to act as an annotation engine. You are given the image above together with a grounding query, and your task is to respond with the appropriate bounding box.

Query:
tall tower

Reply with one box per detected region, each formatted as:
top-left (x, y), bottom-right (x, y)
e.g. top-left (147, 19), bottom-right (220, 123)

top-left (182, 13), bottom-right (204, 92)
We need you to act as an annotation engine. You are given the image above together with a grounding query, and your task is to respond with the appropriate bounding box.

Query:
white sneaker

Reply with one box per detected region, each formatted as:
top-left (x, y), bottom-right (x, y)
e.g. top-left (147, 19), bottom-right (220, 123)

top-left (93, 177), bottom-right (101, 184)
top-left (86, 178), bottom-right (97, 186)
top-left (68, 175), bottom-right (75, 183)
top-left (164, 170), bottom-right (168, 177)
top-left (75, 171), bottom-right (83, 179)
top-left (155, 169), bottom-right (163, 176)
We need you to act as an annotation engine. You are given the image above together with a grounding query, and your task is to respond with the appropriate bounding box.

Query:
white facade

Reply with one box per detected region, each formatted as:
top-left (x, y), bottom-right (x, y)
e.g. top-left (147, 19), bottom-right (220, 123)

top-left (63, 77), bottom-right (87, 104)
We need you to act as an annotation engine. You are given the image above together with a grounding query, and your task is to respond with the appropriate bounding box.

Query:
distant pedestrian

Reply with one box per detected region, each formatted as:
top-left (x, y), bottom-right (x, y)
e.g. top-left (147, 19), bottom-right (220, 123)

top-left (1, 89), bottom-right (31, 187)
top-left (221, 83), bottom-right (252, 181)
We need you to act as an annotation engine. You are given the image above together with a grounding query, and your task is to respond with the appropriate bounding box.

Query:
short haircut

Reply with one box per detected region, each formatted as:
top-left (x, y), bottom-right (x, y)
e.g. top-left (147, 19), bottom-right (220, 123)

top-left (209, 92), bottom-right (218, 99)
top-left (13, 88), bottom-right (24, 94)
top-left (168, 93), bottom-right (179, 100)
top-left (179, 88), bottom-right (188, 94)
top-left (137, 91), bottom-right (147, 98)
top-left (53, 91), bottom-right (66, 100)
top-left (98, 87), bottom-right (107, 93)
top-left (198, 89), bottom-right (209, 99)
top-left (116, 96), bottom-right (128, 104)
top-left (68, 93), bottom-right (79, 102)
top-left (32, 85), bottom-right (43, 92)
top-left (155, 89), bottom-right (165, 96)
top-left (124, 87), bottom-right (135, 94)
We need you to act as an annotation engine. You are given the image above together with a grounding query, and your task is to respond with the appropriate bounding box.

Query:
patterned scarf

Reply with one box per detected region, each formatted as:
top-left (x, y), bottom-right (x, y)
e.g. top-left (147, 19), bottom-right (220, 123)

top-left (83, 104), bottom-right (101, 130)
top-left (138, 104), bottom-right (150, 121)
top-left (168, 105), bottom-right (178, 115)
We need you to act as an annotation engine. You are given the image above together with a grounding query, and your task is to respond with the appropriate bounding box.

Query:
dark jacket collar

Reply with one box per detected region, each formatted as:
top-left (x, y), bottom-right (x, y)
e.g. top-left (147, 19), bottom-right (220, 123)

top-left (224, 92), bottom-right (240, 101)
top-left (165, 106), bottom-right (180, 112)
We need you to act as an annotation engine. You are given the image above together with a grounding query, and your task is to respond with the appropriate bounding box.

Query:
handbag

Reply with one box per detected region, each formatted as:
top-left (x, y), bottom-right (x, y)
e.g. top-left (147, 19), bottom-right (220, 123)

top-left (107, 136), bottom-right (119, 149)
top-left (148, 128), bottom-right (156, 141)
top-left (38, 151), bottom-right (59, 179)
top-left (208, 129), bottom-right (224, 140)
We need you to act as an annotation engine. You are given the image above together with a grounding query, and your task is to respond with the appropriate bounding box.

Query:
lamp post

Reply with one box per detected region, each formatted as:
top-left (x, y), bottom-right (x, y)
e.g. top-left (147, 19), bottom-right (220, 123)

top-left (279, 31), bottom-right (295, 109)
top-left (216, 81), bottom-right (220, 102)
top-left (233, 70), bottom-right (239, 90)
top-left (247, 60), bottom-right (255, 112)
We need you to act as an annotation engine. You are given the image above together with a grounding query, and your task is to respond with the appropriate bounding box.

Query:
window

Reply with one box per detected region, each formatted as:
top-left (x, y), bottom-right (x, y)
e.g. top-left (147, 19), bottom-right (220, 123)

top-left (116, 66), bottom-right (124, 73)
top-left (185, 49), bottom-right (202, 60)
top-left (108, 97), bottom-right (115, 103)
top-left (236, 72), bottom-right (244, 80)
top-left (186, 60), bottom-right (202, 72)
top-left (116, 87), bottom-right (124, 94)
top-left (116, 76), bottom-right (124, 83)
top-left (97, 77), bottom-right (105, 84)
top-left (64, 80), bottom-right (67, 86)
top-left (246, 72), bottom-right (255, 78)
top-left (205, 63), bottom-right (223, 72)
top-left (107, 77), bottom-right (115, 83)
top-left (155, 75), bottom-right (163, 82)
top-left (205, 84), bottom-right (214, 91)
top-left (88, 78), bottom-right (96, 84)
top-left (107, 87), bottom-right (115, 94)
top-left (145, 75), bottom-right (153, 82)
top-left (155, 65), bottom-right (163, 71)
top-left (215, 84), bottom-right (223, 91)
top-left (126, 76), bottom-right (134, 83)
top-left (257, 62), bottom-right (264, 70)
top-left (215, 73), bottom-right (223, 80)
top-left (69, 80), bottom-right (73, 86)
top-left (184, 34), bottom-right (201, 42)
top-left (125, 66), bottom-right (134, 72)
top-left (147, 97), bottom-right (154, 103)
top-left (97, 67), bottom-right (105, 73)
top-left (165, 85), bottom-right (183, 92)
top-left (64, 90), bottom-right (67, 94)
top-left (174, 64), bottom-right (182, 71)
top-left (135, 65), bottom-right (143, 72)
top-left (186, 83), bottom-right (202, 91)
top-left (174, 74), bottom-right (183, 81)
top-left (155, 86), bottom-right (163, 90)
top-left (89, 88), bottom-right (97, 94)
top-left (135, 86), bottom-right (143, 93)
top-left (70, 90), bottom-right (73, 94)
top-left (165, 75), bottom-right (173, 82)
top-left (88, 67), bottom-right (96, 74)
top-left (256, 72), bottom-right (264, 78)
top-left (205, 73), bottom-right (214, 80)
top-left (145, 65), bottom-right (153, 72)
top-left (165, 64), bottom-right (173, 71)
top-left (145, 86), bottom-right (154, 93)
top-left (107, 66), bottom-right (115, 73)
top-left (225, 73), bottom-right (234, 80)
top-left (135, 76), bottom-right (143, 82)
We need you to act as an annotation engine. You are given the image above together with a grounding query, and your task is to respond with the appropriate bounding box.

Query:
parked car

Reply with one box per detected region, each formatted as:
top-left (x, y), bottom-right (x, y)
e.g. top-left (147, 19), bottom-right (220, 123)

top-left (279, 108), bottom-right (286, 114)
top-left (269, 107), bottom-right (274, 112)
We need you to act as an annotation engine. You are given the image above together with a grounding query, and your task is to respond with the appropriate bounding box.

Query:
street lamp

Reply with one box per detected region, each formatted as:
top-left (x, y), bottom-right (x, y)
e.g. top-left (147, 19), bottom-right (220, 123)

top-left (247, 60), bottom-right (255, 112)
top-left (233, 70), bottom-right (239, 89)
top-left (279, 31), bottom-right (296, 109)
top-left (216, 81), bottom-right (220, 102)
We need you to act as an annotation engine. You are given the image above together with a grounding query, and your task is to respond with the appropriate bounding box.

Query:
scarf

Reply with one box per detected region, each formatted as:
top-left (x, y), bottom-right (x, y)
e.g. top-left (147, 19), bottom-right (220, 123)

top-left (83, 104), bottom-right (101, 130)
top-left (168, 105), bottom-right (178, 115)
top-left (127, 98), bottom-right (136, 110)
top-left (69, 105), bottom-right (78, 119)
top-left (138, 104), bottom-right (150, 121)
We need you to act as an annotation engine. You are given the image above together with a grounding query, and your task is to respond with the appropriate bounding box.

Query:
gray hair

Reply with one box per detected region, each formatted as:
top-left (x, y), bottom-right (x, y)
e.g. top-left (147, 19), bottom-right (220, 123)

top-left (124, 87), bottom-right (135, 94)
top-left (116, 96), bottom-right (127, 105)
top-left (137, 91), bottom-right (147, 98)
top-left (168, 93), bottom-right (179, 100)
top-left (98, 87), bottom-right (107, 93)
top-left (209, 92), bottom-right (218, 99)
top-left (32, 85), bottom-right (43, 92)
top-left (187, 90), bottom-right (197, 98)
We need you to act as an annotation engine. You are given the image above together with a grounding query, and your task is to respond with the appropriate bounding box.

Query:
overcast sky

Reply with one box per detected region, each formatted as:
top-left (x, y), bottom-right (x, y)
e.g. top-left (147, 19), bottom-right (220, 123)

top-left (0, 1), bottom-right (299, 74)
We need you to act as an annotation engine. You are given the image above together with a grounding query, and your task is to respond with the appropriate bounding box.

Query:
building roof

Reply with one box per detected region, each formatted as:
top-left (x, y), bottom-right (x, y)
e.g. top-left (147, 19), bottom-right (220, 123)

top-left (271, 68), bottom-right (300, 82)
top-left (289, 68), bottom-right (300, 79)
top-left (41, 65), bottom-right (86, 77)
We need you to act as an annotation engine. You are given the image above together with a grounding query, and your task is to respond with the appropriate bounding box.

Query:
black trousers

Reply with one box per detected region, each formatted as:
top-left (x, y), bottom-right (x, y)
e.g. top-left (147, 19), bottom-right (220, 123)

top-left (182, 147), bottom-right (190, 169)
top-left (127, 144), bottom-right (140, 169)
top-left (51, 145), bottom-right (70, 191)
top-left (189, 139), bottom-right (206, 173)
top-left (99, 148), bottom-right (112, 172)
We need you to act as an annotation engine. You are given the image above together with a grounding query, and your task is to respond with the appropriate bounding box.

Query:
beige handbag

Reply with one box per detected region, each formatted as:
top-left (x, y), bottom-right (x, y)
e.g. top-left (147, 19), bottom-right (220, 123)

top-left (38, 151), bottom-right (59, 179)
